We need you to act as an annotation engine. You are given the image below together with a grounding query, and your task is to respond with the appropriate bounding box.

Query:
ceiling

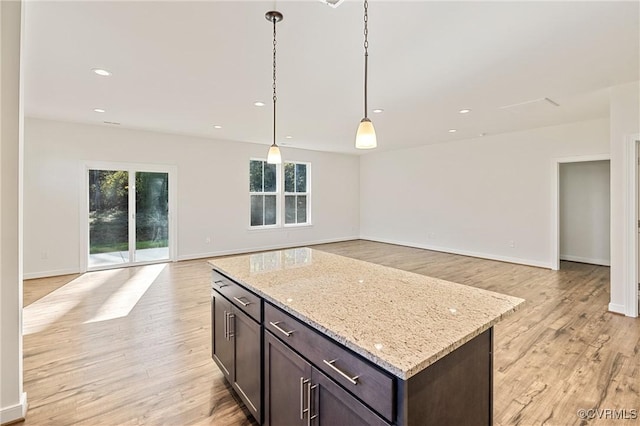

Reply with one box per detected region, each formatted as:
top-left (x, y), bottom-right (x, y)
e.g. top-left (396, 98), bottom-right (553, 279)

top-left (23, 1), bottom-right (640, 155)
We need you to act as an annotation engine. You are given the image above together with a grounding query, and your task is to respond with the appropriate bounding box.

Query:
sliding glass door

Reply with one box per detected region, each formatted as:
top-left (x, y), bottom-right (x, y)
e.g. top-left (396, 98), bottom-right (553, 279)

top-left (134, 171), bottom-right (169, 262)
top-left (88, 166), bottom-right (172, 270)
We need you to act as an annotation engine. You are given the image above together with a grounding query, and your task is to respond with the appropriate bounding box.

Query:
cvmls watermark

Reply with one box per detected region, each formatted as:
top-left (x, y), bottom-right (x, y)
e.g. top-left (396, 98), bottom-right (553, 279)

top-left (577, 408), bottom-right (638, 421)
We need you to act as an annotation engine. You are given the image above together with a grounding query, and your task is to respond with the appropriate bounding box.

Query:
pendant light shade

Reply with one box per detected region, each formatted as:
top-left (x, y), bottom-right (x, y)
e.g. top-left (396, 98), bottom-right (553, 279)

top-left (355, 0), bottom-right (377, 150)
top-left (267, 144), bottom-right (282, 164)
top-left (265, 11), bottom-right (284, 164)
top-left (355, 118), bottom-right (377, 149)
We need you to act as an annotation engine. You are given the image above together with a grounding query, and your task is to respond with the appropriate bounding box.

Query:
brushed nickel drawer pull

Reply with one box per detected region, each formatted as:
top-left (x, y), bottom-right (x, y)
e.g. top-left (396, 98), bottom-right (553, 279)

top-left (323, 359), bottom-right (360, 385)
top-left (213, 279), bottom-right (228, 289)
top-left (233, 296), bottom-right (251, 307)
top-left (269, 321), bottom-right (295, 337)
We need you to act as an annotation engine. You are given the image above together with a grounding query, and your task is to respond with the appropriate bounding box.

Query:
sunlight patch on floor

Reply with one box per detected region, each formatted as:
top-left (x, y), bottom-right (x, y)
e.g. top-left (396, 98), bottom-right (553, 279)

top-left (23, 269), bottom-right (121, 335)
top-left (84, 263), bottom-right (166, 324)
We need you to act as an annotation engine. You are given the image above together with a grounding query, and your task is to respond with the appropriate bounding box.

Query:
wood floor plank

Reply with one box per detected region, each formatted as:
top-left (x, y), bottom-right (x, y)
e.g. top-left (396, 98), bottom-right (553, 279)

top-left (17, 240), bottom-right (639, 425)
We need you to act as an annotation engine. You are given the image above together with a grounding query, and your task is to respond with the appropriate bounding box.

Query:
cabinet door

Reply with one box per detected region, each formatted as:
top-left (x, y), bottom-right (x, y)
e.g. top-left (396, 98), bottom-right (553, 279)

top-left (264, 331), bottom-right (311, 426)
top-left (211, 290), bottom-right (234, 379)
top-left (233, 308), bottom-right (261, 419)
top-left (311, 368), bottom-right (389, 426)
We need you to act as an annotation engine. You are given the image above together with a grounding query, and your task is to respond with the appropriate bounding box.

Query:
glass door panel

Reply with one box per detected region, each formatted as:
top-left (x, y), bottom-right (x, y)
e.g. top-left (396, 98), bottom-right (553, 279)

top-left (135, 172), bottom-right (169, 262)
top-left (88, 170), bottom-right (130, 268)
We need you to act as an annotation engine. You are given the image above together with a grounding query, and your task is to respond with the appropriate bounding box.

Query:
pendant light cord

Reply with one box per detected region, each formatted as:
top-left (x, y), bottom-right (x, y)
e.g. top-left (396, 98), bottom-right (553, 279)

top-left (272, 16), bottom-right (278, 147)
top-left (363, 0), bottom-right (369, 119)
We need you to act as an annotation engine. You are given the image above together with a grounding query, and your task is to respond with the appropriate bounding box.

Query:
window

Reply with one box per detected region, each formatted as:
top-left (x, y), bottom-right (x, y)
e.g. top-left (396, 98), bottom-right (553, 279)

top-left (249, 159), bottom-right (311, 228)
top-left (284, 162), bottom-right (309, 225)
top-left (249, 160), bottom-right (277, 227)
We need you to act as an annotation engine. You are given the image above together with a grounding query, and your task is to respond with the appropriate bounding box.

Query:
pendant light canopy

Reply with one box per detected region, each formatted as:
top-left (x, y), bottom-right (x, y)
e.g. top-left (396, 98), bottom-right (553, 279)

top-left (266, 11), bottom-right (283, 164)
top-left (355, 0), bottom-right (377, 150)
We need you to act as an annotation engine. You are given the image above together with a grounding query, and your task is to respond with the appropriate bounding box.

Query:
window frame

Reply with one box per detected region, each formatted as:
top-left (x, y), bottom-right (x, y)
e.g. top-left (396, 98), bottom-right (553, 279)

top-left (249, 159), bottom-right (280, 229)
top-left (283, 161), bottom-right (311, 227)
top-left (248, 158), bottom-right (312, 230)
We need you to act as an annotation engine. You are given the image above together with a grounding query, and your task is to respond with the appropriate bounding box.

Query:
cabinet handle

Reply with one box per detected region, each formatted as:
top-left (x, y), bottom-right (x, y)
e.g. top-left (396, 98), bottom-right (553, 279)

top-left (269, 321), bottom-right (295, 337)
top-left (307, 383), bottom-right (317, 426)
top-left (233, 296), bottom-right (251, 307)
top-left (300, 377), bottom-right (309, 420)
top-left (223, 311), bottom-right (228, 340)
top-left (322, 359), bottom-right (359, 385)
top-left (213, 279), bottom-right (228, 289)
top-left (228, 313), bottom-right (235, 339)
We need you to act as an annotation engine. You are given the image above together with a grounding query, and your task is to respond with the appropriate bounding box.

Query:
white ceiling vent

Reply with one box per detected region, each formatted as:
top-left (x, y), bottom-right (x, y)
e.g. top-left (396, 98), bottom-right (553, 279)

top-left (318, 0), bottom-right (345, 8)
top-left (499, 97), bottom-right (560, 114)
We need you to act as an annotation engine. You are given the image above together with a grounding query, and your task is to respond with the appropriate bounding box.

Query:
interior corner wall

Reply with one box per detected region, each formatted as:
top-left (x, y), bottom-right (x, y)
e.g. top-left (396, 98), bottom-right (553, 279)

top-left (559, 161), bottom-right (611, 266)
top-left (609, 81), bottom-right (640, 315)
top-left (1, 0), bottom-right (27, 423)
top-left (359, 118), bottom-right (610, 268)
top-left (23, 118), bottom-right (360, 278)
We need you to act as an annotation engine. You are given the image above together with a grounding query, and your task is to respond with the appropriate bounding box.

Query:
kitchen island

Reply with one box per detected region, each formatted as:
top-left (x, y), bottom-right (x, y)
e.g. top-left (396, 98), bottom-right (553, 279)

top-left (208, 247), bottom-right (524, 425)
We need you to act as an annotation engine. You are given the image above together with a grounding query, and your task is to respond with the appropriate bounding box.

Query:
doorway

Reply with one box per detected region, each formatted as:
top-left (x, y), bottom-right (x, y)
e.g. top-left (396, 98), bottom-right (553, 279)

top-left (83, 163), bottom-right (176, 271)
top-left (551, 154), bottom-right (610, 271)
top-left (559, 160), bottom-right (610, 267)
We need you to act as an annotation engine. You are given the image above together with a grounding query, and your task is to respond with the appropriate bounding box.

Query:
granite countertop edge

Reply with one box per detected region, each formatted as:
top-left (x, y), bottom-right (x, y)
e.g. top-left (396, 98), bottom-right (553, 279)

top-left (208, 258), bottom-right (524, 380)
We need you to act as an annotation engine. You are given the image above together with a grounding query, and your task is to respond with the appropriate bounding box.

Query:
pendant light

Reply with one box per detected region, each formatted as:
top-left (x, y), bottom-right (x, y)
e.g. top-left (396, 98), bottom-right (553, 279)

top-left (355, 0), bottom-right (377, 149)
top-left (266, 11), bottom-right (283, 164)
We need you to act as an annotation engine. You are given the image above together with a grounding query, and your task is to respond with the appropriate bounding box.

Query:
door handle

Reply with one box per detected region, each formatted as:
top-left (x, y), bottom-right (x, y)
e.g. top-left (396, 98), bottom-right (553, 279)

top-left (300, 377), bottom-right (310, 420)
top-left (227, 313), bottom-right (235, 339)
top-left (307, 383), bottom-right (318, 426)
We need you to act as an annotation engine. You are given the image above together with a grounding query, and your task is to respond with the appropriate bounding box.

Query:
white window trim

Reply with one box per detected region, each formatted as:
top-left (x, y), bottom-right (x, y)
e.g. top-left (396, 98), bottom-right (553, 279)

top-left (248, 158), bottom-right (280, 229)
top-left (248, 159), bottom-right (312, 230)
top-left (283, 161), bottom-right (312, 227)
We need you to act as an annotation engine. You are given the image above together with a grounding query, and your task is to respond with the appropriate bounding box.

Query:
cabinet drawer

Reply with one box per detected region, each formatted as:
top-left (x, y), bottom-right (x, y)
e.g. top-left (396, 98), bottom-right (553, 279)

top-left (264, 302), bottom-right (394, 422)
top-left (211, 270), bottom-right (261, 322)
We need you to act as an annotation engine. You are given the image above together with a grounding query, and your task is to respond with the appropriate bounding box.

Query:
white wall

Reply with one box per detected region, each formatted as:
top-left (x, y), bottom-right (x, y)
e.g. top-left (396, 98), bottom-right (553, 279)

top-left (559, 161), bottom-right (610, 266)
top-left (360, 118), bottom-right (610, 268)
top-left (1, 0), bottom-right (27, 423)
top-left (609, 81), bottom-right (640, 315)
top-left (23, 118), bottom-right (360, 278)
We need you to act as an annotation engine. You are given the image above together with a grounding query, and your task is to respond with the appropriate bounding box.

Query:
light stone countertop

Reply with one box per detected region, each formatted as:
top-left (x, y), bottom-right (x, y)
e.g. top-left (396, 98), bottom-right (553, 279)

top-left (208, 247), bottom-right (525, 379)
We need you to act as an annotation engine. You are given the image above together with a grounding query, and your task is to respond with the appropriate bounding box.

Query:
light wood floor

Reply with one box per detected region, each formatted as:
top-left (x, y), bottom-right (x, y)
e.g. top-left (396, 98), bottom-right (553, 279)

top-left (19, 240), bottom-right (639, 425)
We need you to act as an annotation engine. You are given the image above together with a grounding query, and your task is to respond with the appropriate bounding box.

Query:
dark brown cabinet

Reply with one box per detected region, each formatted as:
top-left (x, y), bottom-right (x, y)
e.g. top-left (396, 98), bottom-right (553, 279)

top-left (211, 288), bottom-right (261, 423)
top-left (211, 267), bottom-right (493, 426)
top-left (264, 331), bottom-right (388, 426)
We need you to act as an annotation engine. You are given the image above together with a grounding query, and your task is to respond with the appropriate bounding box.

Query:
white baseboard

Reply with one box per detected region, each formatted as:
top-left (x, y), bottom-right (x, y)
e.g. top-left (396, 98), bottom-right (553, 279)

top-left (23, 268), bottom-right (80, 280)
top-left (559, 254), bottom-right (610, 266)
top-left (0, 392), bottom-right (27, 424)
top-left (359, 236), bottom-right (552, 269)
top-left (608, 302), bottom-right (626, 315)
top-left (177, 236), bottom-right (360, 261)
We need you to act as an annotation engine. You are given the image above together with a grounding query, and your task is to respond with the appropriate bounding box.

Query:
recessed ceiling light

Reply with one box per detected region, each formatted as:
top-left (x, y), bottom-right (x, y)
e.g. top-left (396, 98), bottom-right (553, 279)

top-left (254, 101), bottom-right (265, 107)
top-left (479, 133), bottom-right (486, 137)
top-left (373, 109), bottom-right (384, 114)
top-left (285, 135), bottom-right (293, 139)
top-left (448, 129), bottom-right (457, 133)
top-left (93, 108), bottom-right (106, 113)
top-left (213, 125), bottom-right (222, 129)
top-left (92, 68), bottom-right (112, 77)
top-left (103, 121), bottom-right (120, 125)
top-left (459, 109), bottom-right (471, 114)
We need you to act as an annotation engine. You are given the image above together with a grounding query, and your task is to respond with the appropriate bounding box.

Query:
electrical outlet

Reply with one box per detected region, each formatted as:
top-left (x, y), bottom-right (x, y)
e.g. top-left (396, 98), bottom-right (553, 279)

top-left (427, 232), bottom-right (436, 240)
top-left (205, 237), bottom-right (211, 244)
top-left (41, 251), bottom-right (48, 260)
top-left (508, 240), bottom-right (515, 248)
